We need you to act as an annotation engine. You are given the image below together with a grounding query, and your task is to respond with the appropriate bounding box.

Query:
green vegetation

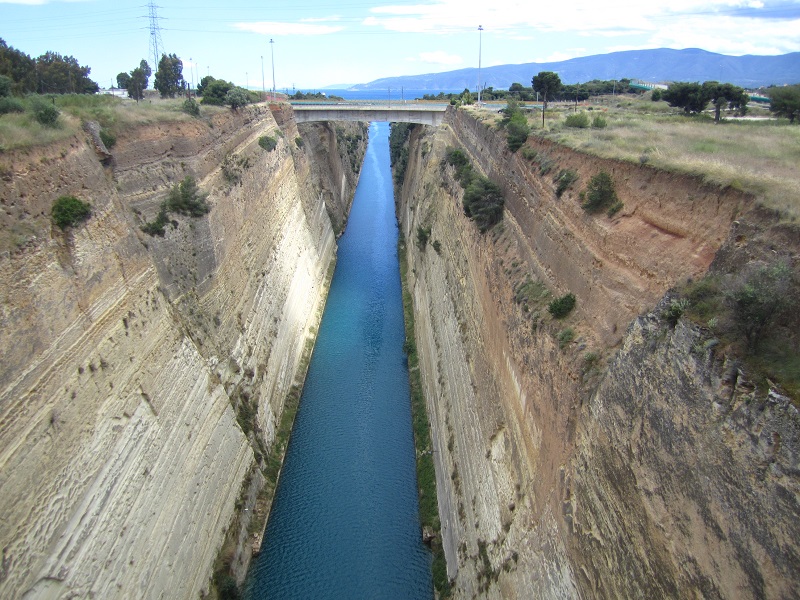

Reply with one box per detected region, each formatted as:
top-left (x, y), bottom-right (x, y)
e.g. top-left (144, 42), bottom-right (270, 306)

top-left (444, 146), bottom-right (505, 233)
top-left (548, 292), bottom-right (576, 319)
top-left (662, 81), bottom-right (748, 121)
top-left (295, 136), bottom-right (304, 148)
top-left (182, 97), bottom-right (200, 117)
top-left (554, 169), bottom-right (578, 197)
top-left (398, 235), bottom-right (450, 598)
top-left (0, 38), bottom-right (98, 95)
top-left (99, 128), bottom-right (116, 148)
top-left (591, 114), bottom-right (608, 128)
top-left (221, 153), bottom-right (251, 184)
top-left (581, 171), bottom-right (620, 215)
top-left (416, 225), bottom-right (431, 249)
top-left (532, 71), bottom-right (562, 126)
top-left (389, 122), bottom-right (414, 184)
top-left (288, 91), bottom-right (344, 101)
top-left (557, 327), bottom-right (575, 348)
top-left (153, 54), bottom-right (184, 99)
top-left (51, 195), bottom-right (91, 229)
top-left (564, 112), bottom-right (590, 128)
top-left (258, 135), bottom-right (277, 151)
top-left (30, 97), bottom-right (59, 127)
top-left (680, 261), bottom-right (798, 400)
top-left (502, 98), bottom-right (530, 152)
top-left (141, 176), bottom-right (209, 236)
top-left (768, 84), bottom-right (800, 123)
top-left (225, 88), bottom-right (249, 111)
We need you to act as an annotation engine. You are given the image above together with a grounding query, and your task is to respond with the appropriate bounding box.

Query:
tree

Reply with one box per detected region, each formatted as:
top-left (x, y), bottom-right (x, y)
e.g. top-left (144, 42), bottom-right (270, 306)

top-left (0, 74), bottom-right (11, 97)
top-left (703, 81), bottom-right (749, 122)
top-left (128, 67), bottom-right (147, 101)
top-left (201, 79), bottom-right (232, 105)
top-left (116, 72), bottom-right (131, 89)
top-left (0, 38), bottom-right (38, 94)
top-left (728, 262), bottom-right (791, 351)
top-left (502, 98), bottom-right (530, 152)
top-left (35, 51), bottom-right (98, 94)
top-left (662, 82), bottom-right (708, 114)
top-left (154, 53), bottom-right (184, 98)
top-left (197, 75), bottom-right (215, 96)
top-left (769, 84), bottom-right (800, 123)
top-left (532, 71), bottom-right (562, 126)
top-left (225, 88), bottom-right (249, 110)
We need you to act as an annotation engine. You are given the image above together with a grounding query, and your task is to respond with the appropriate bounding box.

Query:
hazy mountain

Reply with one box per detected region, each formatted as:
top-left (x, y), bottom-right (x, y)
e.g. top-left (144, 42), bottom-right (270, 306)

top-left (350, 48), bottom-right (800, 91)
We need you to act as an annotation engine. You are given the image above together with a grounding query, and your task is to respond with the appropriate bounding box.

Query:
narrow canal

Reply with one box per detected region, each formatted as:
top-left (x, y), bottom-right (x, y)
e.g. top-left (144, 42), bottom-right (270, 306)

top-left (245, 122), bottom-right (433, 599)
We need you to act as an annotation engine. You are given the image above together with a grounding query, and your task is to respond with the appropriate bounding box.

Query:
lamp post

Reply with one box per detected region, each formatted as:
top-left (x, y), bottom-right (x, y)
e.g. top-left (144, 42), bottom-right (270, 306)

top-left (270, 39), bottom-right (276, 101)
top-left (477, 25), bottom-right (483, 104)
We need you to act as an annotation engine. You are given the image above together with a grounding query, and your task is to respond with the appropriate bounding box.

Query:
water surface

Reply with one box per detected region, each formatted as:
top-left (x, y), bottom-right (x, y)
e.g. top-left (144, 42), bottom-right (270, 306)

top-left (245, 122), bottom-right (432, 599)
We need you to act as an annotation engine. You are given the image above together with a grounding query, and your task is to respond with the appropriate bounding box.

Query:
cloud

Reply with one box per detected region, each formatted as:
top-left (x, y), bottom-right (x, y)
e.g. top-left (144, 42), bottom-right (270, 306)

top-left (362, 0), bottom-right (800, 54)
top-left (234, 21), bottom-right (345, 36)
top-left (409, 51), bottom-right (464, 65)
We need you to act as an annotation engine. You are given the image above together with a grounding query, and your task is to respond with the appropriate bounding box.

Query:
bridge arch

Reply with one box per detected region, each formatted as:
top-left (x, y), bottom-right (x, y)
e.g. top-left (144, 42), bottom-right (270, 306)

top-left (291, 103), bottom-right (448, 126)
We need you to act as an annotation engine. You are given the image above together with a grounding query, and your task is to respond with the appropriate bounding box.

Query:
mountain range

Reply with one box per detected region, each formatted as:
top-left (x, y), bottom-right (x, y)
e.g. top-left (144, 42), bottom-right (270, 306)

top-left (349, 48), bottom-right (800, 91)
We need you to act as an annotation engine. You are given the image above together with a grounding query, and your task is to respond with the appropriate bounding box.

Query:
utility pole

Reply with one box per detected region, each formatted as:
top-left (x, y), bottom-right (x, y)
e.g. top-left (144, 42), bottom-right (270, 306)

top-left (190, 57), bottom-right (194, 94)
top-left (477, 25), bottom-right (483, 104)
top-left (270, 39), bottom-right (276, 100)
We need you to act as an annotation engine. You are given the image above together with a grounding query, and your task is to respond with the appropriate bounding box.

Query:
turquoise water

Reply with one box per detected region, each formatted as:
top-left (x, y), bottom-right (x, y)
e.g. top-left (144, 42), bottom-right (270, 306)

top-left (244, 122), bottom-right (432, 599)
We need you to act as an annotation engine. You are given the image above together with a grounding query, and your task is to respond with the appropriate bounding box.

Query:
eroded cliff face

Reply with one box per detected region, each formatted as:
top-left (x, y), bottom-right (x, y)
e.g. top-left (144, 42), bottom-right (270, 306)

top-left (0, 105), bottom-right (365, 599)
top-left (396, 110), bottom-right (799, 598)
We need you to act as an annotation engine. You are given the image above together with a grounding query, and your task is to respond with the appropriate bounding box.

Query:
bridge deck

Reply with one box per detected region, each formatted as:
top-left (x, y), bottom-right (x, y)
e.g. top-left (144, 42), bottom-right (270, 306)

top-left (290, 102), bottom-right (448, 125)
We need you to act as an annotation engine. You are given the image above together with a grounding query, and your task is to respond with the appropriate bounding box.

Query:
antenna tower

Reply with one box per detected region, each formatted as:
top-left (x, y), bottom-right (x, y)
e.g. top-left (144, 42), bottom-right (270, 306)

top-left (147, 1), bottom-right (164, 70)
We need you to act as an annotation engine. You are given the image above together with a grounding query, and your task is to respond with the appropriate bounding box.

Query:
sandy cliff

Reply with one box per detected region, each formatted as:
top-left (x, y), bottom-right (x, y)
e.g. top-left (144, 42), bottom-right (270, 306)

top-left (396, 110), bottom-right (799, 598)
top-left (0, 105), bottom-right (365, 599)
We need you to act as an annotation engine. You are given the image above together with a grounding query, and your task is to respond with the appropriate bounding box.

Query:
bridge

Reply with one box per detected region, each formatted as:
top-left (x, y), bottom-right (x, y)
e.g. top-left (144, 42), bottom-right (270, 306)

top-left (290, 102), bottom-right (449, 126)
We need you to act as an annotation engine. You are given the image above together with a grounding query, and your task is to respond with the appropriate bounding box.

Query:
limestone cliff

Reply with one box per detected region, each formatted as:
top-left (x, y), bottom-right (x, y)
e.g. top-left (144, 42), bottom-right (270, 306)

top-left (0, 105), bottom-right (365, 599)
top-left (396, 110), bottom-right (799, 598)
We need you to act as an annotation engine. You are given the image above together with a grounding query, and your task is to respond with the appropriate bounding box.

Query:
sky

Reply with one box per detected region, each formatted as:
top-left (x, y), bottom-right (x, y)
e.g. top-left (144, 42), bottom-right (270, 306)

top-left (1, 0), bottom-right (799, 90)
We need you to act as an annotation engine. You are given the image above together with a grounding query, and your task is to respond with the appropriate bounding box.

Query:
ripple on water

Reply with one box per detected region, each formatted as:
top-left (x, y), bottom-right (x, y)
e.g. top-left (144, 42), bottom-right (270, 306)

top-left (244, 122), bottom-right (433, 600)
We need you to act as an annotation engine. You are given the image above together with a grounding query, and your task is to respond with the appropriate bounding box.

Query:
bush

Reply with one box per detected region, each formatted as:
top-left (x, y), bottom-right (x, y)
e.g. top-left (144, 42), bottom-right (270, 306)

top-left (0, 97), bottom-right (25, 115)
top-left (416, 225), bottom-right (431, 249)
top-left (444, 147), bottom-right (473, 186)
top-left (258, 135), bottom-right (277, 151)
top-left (651, 89), bottom-right (663, 102)
top-left (520, 147), bottom-right (538, 161)
top-left (99, 129), bottom-right (116, 149)
top-left (182, 97), bottom-right (200, 117)
top-left (728, 262), bottom-right (791, 352)
top-left (463, 175), bottom-right (504, 233)
top-left (225, 88), bottom-right (249, 110)
top-left (582, 171), bottom-right (618, 213)
top-left (591, 114), bottom-right (608, 128)
top-left (557, 328), bottom-right (575, 348)
top-left (31, 97), bottom-right (60, 127)
top-left (564, 112), bottom-right (589, 128)
top-left (607, 200), bottom-right (624, 217)
top-left (166, 176), bottom-right (209, 216)
top-left (548, 292), bottom-right (576, 318)
top-left (141, 204), bottom-right (170, 236)
top-left (52, 195), bottom-right (91, 230)
top-left (662, 297), bottom-right (689, 327)
top-left (506, 111), bottom-right (530, 152)
top-left (554, 169), bottom-right (578, 198)
top-left (0, 75), bottom-right (11, 98)
top-left (295, 136), bottom-right (304, 148)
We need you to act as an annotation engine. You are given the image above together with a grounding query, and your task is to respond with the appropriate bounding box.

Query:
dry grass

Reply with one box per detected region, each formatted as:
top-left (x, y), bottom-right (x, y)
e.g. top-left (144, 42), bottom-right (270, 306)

top-left (478, 97), bottom-right (800, 220)
top-left (0, 94), bottom-right (226, 152)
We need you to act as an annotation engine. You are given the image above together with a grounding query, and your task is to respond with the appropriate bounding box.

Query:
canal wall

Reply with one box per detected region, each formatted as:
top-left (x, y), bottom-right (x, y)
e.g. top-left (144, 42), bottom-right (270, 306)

top-left (0, 105), bottom-right (366, 598)
top-left (395, 110), bottom-right (799, 598)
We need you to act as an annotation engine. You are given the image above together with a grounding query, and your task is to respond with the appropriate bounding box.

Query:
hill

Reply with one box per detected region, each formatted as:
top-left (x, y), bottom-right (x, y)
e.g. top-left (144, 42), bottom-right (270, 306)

top-left (351, 48), bottom-right (800, 90)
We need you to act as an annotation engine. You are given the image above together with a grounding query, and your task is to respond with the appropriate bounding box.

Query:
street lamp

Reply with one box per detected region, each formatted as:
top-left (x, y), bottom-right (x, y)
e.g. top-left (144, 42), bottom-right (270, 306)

top-left (270, 39), bottom-right (276, 100)
top-left (477, 25), bottom-right (483, 104)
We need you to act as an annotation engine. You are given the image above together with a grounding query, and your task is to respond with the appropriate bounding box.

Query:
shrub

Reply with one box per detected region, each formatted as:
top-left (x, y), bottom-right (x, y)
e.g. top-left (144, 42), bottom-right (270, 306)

top-left (52, 195), bottom-right (91, 229)
top-left (554, 169), bottom-right (578, 198)
top-left (662, 297), bottom-right (689, 327)
top-left (582, 171), bottom-right (618, 213)
top-left (166, 176), bottom-right (209, 216)
top-left (31, 97), bottom-right (60, 127)
top-left (564, 112), bottom-right (590, 128)
top-left (416, 225), bottom-right (431, 249)
top-left (591, 114), bottom-right (608, 128)
top-left (295, 136), bottom-right (304, 148)
top-left (182, 97), bottom-right (200, 117)
top-left (99, 129), bottom-right (116, 149)
top-left (607, 200), bottom-right (624, 217)
top-left (258, 135), bottom-right (277, 152)
top-left (651, 89), bottom-right (663, 102)
top-left (225, 88), bottom-right (249, 110)
top-left (506, 111), bottom-right (530, 152)
top-left (432, 240), bottom-right (442, 254)
top-left (548, 292), bottom-right (576, 318)
top-left (557, 328), bottom-right (575, 348)
top-left (727, 262), bottom-right (792, 352)
top-left (0, 97), bottom-right (25, 115)
top-left (0, 75), bottom-right (11, 98)
top-left (221, 153), bottom-right (251, 184)
top-left (520, 147), bottom-right (538, 161)
top-left (463, 175), bottom-right (504, 233)
top-left (141, 203), bottom-right (170, 236)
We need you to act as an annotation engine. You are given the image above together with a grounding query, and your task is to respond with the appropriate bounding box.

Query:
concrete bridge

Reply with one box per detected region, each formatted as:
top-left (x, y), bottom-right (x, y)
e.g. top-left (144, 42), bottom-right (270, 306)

top-left (290, 102), bottom-right (448, 126)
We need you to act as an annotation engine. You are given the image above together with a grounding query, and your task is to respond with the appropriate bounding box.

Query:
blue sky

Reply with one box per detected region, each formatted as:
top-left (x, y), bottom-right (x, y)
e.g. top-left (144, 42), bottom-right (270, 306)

top-left (2, 0), bottom-right (799, 90)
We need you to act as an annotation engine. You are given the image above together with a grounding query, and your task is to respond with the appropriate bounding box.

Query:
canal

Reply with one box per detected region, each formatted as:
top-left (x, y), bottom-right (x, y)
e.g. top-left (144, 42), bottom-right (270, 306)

top-left (244, 122), bottom-right (433, 599)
